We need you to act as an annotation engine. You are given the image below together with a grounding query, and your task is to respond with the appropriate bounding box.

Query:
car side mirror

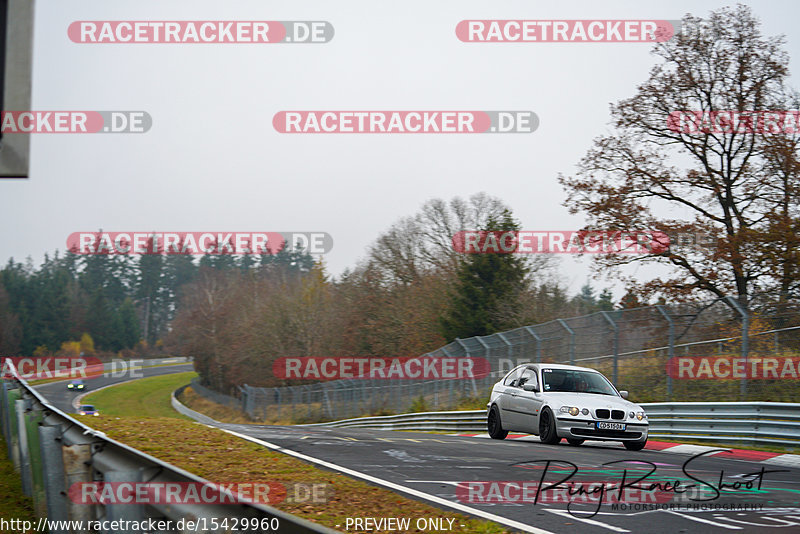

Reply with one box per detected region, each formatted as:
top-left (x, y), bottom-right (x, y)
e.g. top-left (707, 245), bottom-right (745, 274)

top-left (619, 390), bottom-right (628, 399)
top-left (523, 383), bottom-right (538, 392)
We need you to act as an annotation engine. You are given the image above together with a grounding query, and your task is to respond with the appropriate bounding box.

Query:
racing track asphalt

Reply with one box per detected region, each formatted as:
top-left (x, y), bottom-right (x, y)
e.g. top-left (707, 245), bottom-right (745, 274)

top-left (212, 422), bottom-right (800, 534)
top-left (33, 368), bottom-right (800, 534)
top-left (33, 362), bottom-right (195, 413)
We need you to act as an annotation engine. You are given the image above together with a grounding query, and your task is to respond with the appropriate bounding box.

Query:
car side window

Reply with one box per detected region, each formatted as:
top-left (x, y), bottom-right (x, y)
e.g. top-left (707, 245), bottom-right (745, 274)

top-left (518, 368), bottom-right (537, 389)
top-left (503, 367), bottom-right (521, 387)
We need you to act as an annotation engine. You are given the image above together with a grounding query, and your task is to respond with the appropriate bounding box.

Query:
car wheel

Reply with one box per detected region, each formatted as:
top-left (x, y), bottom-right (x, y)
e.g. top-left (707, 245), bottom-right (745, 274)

top-left (624, 439), bottom-right (647, 451)
top-left (487, 405), bottom-right (508, 440)
top-left (567, 438), bottom-right (584, 446)
top-left (539, 408), bottom-right (561, 444)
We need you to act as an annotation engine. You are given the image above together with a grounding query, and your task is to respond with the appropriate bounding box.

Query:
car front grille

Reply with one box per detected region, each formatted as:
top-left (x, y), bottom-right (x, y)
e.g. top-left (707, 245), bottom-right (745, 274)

top-left (595, 409), bottom-right (609, 419)
top-left (571, 428), bottom-right (643, 439)
top-left (611, 410), bottom-right (625, 420)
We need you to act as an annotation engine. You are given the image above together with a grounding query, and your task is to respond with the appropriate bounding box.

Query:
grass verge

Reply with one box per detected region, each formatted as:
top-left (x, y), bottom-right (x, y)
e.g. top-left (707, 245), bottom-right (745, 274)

top-left (0, 434), bottom-right (35, 533)
top-left (179, 387), bottom-right (253, 424)
top-left (83, 374), bottom-right (510, 534)
top-left (82, 372), bottom-right (196, 418)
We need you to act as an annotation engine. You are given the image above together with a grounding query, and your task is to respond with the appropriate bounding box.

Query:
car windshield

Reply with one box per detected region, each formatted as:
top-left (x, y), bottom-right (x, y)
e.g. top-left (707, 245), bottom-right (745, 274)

top-left (81, 405), bottom-right (94, 411)
top-left (541, 369), bottom-right (618, 396)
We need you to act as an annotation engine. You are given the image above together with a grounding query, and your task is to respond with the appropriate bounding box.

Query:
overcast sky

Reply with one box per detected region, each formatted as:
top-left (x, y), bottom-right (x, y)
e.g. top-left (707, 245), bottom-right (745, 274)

top-left (2, 0), bottom-right (799, 298)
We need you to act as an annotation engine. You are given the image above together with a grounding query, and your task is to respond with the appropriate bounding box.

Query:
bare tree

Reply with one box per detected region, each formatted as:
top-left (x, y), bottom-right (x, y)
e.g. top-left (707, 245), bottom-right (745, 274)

top-left (559, 5), bottom-right (800, 309)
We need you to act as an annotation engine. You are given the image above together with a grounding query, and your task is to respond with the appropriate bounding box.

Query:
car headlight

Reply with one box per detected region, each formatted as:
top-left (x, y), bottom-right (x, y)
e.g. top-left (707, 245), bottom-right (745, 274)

top-left (79, 411), bottom-right (85, 415)
top-left (68, 385), bottom-right (73, 389)
top-left (93, 412), bottom-right (99, 416)
top-left (637, 412), bottom-right (645, 420)
top-left (560, 406), bottom-right (580, 416)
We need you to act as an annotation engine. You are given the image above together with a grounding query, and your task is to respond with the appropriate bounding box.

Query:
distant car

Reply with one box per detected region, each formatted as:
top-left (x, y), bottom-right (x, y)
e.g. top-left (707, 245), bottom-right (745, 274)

top-left (67, 379), bottom-right (85, 390)
top-left (78, 404), bottom-right (99, 416)
top-left (487, 363), bottom-right (649, 450)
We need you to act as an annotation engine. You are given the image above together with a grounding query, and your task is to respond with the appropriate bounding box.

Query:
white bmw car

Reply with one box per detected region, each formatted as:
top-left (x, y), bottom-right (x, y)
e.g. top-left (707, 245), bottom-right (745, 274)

top-left (487, 363), bottom-right (649, 450)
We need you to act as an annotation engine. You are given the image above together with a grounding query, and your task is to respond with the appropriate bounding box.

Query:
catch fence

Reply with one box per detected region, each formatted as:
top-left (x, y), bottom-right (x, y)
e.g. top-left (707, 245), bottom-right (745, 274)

top-left (203, 296), bottom-right (800, 422)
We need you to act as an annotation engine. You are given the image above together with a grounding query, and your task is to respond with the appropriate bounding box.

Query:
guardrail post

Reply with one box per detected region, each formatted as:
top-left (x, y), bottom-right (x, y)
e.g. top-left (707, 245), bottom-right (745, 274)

top-left (557, 319), bottom-right (575, 365)
top-left (15, 399), bottom-right (33, 496)
top-left (62, 444), bottom-right (94, 523)
top-left (105, 469), bottom-right (146, 525)
top-left (39, 425), bottom-right (69, 529)
top-left (726, 296), bottom-right (750, 400)
top-left (1, 380), bottom-right (11, 450)
top-left (600, 312), bottom-right (619, 385)
top-left (656, 305), bottom-right (674, 400)
top-left (524, 327), bottom-right (542, 362)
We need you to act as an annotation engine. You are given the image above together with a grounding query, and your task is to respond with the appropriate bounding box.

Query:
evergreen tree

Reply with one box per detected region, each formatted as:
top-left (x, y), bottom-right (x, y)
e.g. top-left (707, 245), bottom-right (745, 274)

top-left (117, 297), bottom-right (141, 349)
top-left (597, 289), bottom-right (614, 311)
top-left (439, 210), bottom-right (529, 340)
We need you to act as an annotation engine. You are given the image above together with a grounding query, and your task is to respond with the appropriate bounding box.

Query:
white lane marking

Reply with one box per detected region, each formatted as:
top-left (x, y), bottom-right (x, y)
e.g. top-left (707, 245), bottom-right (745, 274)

top-left (710, 514), bottom-right (800, 527)
top-left (658, 444), bottom-right (721, 455)
top-left (662, 510), bottom-right (742, 530)
top-left (764, 454), bottom-right (800, 468)
top-left (545, 508), bottom-right (630, 532)
top-left (218, 428), bottom-right (555, 534)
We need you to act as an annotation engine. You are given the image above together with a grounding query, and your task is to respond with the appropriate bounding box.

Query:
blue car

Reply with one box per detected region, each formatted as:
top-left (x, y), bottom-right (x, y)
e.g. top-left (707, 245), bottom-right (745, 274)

top-left (78, 404), bottom-right (99, 416)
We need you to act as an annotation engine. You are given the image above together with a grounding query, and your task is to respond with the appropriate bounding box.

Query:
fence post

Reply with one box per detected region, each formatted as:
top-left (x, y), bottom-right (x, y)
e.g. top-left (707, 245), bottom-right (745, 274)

top-left (524, 326), bottom-right (542, 362)
top-left (557, 319), bottom-right (575, 365)
top-left (656, 305), bottom-right (674, 400)
top-left (475, 337), bottom-right (493, 397)
top-left (496, 332), bottom-right (513, 376)
top-left (725, 296), bottom-right (750, 400)
top-left (239, 384), bottom-right (249, 417)
top-left (600, 311), bottom-right (619, 385)
top-left (448, 341), bottom-right (474, 400)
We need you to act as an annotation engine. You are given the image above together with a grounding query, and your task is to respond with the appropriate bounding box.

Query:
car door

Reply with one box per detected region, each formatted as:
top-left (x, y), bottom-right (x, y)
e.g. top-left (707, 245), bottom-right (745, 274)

top-left (512, 367), bottom-right (544, 434)
top-left (496, 366), bottom-right (523, 429)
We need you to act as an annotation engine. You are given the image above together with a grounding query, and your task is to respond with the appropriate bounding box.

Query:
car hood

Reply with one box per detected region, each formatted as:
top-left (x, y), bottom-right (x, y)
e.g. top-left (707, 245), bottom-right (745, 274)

top-left (541, 392), bottom-right (642, 411)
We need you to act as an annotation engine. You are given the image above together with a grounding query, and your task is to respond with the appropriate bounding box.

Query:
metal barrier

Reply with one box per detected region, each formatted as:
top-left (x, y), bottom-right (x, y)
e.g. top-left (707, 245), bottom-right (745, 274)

top-left (0, 363), bottom-right (336, 534)
top-left (305, 403), bottom-right (800, 448)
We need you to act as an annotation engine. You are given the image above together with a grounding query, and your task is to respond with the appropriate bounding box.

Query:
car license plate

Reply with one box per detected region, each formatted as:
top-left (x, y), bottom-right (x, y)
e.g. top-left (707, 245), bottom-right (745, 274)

top-left (596, 422), bottom-right (626, 431)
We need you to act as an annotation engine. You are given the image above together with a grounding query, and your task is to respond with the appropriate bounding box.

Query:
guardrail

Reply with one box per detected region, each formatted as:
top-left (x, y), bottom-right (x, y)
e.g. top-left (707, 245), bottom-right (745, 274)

top-left (304, 402), bottom-right (800, 448)
top-left (0, 363), bottom-right (336, 533)
top-left (643, 402), bottom-right (800, 448)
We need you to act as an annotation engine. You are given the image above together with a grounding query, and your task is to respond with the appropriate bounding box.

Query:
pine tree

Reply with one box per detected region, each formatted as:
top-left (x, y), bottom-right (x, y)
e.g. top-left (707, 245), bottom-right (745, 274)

top-left (439, 210), bottom-right (529, 340)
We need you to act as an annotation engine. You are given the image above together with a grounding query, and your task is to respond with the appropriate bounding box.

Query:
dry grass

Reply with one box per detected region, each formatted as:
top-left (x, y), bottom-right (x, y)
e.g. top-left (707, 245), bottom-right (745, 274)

top-left (179, 387), bottom-right (253, 424)
top-left (85, 374), bottom-right (511, 534)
